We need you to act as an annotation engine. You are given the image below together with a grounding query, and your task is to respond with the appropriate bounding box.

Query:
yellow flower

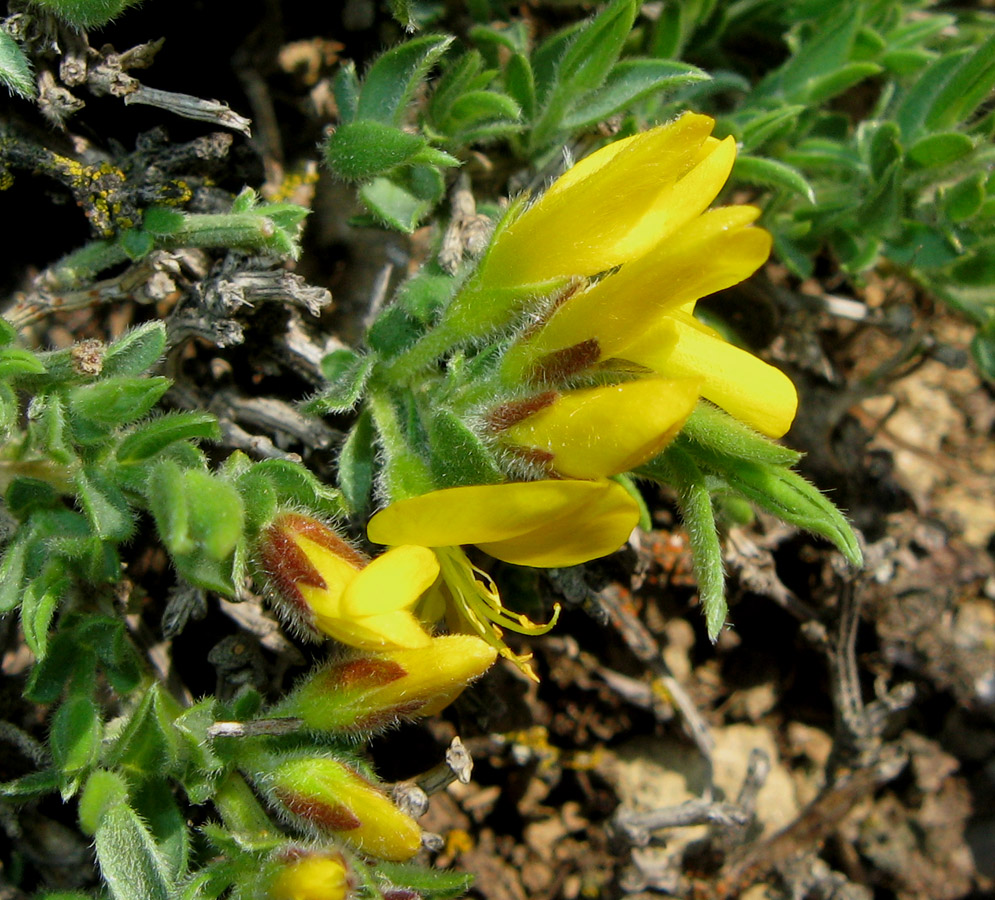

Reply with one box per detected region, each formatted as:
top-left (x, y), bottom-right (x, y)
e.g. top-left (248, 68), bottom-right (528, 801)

top-left (260, 513), bottom-right (436, 650)
top-left (488, 114), bottom-right (797, 439)
top-left (367, 480), bottom-right (640, 679)
top-left (268, 851), bottom-right (350, 900)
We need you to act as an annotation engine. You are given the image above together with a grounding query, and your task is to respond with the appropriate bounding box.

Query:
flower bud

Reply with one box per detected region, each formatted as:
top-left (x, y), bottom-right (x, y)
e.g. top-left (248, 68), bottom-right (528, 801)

top-left (274, 635), bottom-right (497, 733)
top-left (264, 848), bottom-right (352, 900)
top-left (258, 513), bottom-right (436, 650)
top-left (260, 755), bottom-right (422, 861)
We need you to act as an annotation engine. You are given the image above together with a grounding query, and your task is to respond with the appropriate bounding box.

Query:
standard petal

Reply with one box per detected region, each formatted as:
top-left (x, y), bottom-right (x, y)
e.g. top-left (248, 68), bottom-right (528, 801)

top-left (368, 480), bottom-right (630, 547)
top-left (502, 378), bottom-right (700, 479)
top-left (511, 205), bottom-right (769, 370)
top-left (315, 609), bottom-right (432, 650)
top-left (479, 114), bottom-right (716, 285)
top-left (631, 314), bottom-right (799, 438)
top-left (341, 544), bottom-right (440, 616)
top-left (476, 479), bottom-right (640, 567)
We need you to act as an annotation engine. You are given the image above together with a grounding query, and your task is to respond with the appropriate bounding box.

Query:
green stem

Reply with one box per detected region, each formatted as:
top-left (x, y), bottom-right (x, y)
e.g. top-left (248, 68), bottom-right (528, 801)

top-left (377, 323), bottom-right (462, 382)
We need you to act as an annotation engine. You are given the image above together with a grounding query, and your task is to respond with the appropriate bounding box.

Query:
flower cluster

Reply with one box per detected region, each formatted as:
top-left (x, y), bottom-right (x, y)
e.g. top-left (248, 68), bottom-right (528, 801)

top-left (472, 112), bottom-right (798, 482)
top-left (260, 113), bottom-right (802, 678)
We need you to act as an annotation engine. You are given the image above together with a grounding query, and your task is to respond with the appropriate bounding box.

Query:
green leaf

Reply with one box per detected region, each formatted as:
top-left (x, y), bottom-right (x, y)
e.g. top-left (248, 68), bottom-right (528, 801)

top-left (338, 409), bottom-right (376, 515)
top-left (0, 769), bottom-right (61, 799)
top-left (952, 248), bottom-right (995, 286)
top-left (737, 105), bottom-right (806, 153)
top-left (880, 49), bottom-right (934, 77)
top-left (944, 174), bottom-right (986, 222)
top-left (355, 35), bottom-right (454, 126)
top-left (907, 132), bottom-right (974, 168)
top-left (639, 446), bottom-right (727, 640)
top-left (301, 348), bottom-right (375, 415)
top-left (79, 769), bottom-right (130, 835)
top-left (857, 158), bottom-right (902, 234)
top-left (868, 121), bottom-right (903, 180)
top-left (360, 165), bottom-right (447, 233)
top-left (118, 228), bottom-right (155, 261)
top-left (76, 467), bottom-right (134, 541)
top-left (148, 460), bottom-right (195, 556)
top-left (106, 685), bottom-right (182, 777)
top-left (0, 316), bottom-right (15, 345)
top-left (689, 442), bottom-right (863, 567)
top-left (133, 780), bottom-right (190, 883)
top-left (76, 615), bottom-right (143, 694)
top-left (0, 346), bottom-right (46, 380)
top-left (21, 568), bottom-right (70, 659)
top-left (504, 53), bottom-right (536, 121)
top-left (562, 59), bottom-right (707, 130)
top-left (247, 458), bottom-right (345, 520)
top-left (116, 411), bottom-right (220, 463)
top-left (375, 860), bottom-right (474, 899)
top-left (95, 802), bottom-right (175, 900)
top-left (326, 120), bottom-right (458, 181)
top-left (445, 91), bottom-right (521, 133)
top-left (925, 33), bottom-right (995, 131)
top-left (803, 62), bottom-right (882, 105)
top-left (141, 207), bottom-right (186, 235)
top-left (387, 0), bottom-right (413, 28)
top-left (0, 536), bottom-right (28, 612)
top-left (557, 0), bottom-right (637, 97)
top-left (682, 402), bottom-right (802, 467)
top-left (28, 391), bottom-right (75, 464)
top-left (6, 476), bottom-right (61, 518)
top-left (530, 0), bottom-right (637, 150)
top-left (426, 408), bottom-right (503, 488)
top-left (68, 376), bottom-right (171, 426)
top-left (0, 30), bottom-right (36, 99)
top-left (732, 155), bottom-right (815, 203)
top-left (184, 470), bottom-right (244, 561)
top-left (332, 61), bottom-right (360, 126)
top-left (29, 0), bottom-right (141, 28)
top-left (51, 696), bottom-right (102, 779)
top-left (894, 49), bottom-right (971, 140)
top-left (754, 2), bottom-right (861, 103)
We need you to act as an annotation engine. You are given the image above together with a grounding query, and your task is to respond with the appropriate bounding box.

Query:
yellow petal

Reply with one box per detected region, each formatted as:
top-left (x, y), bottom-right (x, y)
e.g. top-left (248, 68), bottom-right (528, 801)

top-left (270, 855), bottom-right (349, 900)
top-left (341, 544), bottom-right (439, 616)
top-left (605, 135), bottom-right (737, 265)
top-left (478, 114), bottom-right (717, 286)
top-left (293, 532), bottom-right (360, 601)
top-left (315, 609), bottom-right (432, 650)
top-left (628, 314), bottom-right (799, 438)
top-left (503, 378), bottom-right (700, 478)
top-left (299, 582), bottom-right (343, 618)
top-left (511, 205), bottom-right (769, 371)
top-left (369, 480), bottom-right (631, 548)
top-left (476, 479), bottom-right (639, 567)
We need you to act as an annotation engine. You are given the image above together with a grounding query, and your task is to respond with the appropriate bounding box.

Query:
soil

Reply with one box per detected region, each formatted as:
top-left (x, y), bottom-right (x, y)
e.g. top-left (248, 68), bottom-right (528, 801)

top-left (2, 2), bottom-right (995, 899)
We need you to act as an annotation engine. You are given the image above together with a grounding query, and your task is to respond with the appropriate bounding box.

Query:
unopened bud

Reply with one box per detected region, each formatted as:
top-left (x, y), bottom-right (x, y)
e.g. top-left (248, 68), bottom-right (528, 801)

top-left (258, 513), bottom-right (435, 650)
top-left (273, 635), bottom-right (497, 733)
top-left (260, 755), bottom-right (422, 861)
top-left (265, 848), bottom-right (351, 900)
